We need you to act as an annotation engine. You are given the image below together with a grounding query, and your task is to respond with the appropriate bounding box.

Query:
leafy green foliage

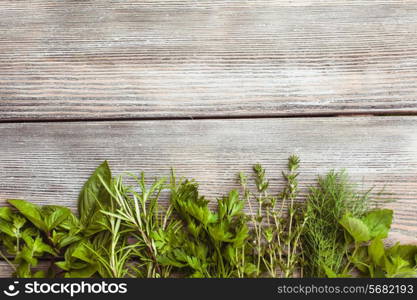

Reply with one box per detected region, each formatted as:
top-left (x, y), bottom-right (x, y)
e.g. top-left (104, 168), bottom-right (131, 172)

top-left (161, 175), bottom-right (253, 278)
top-left (339, 214), bottom-right (371, 243)
top-left (239, 155), bottom-right (307, 277)
top-left (78, 161), bottom-right (112, 236)
top-left (340, 211), bottom-right (416, 278)
top-left (362, 209), bottom-right (393, 239)
top-left (0, 158), bottom-right (415, 278)
top-left (302, 171), bottom-right (370, 277)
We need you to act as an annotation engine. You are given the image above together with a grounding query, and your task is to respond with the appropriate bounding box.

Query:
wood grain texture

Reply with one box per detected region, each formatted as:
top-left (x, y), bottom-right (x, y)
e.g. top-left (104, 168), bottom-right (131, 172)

top-left (0, 261), bottom-right (48, 278)
top-left (1, 0), bottom-right (417, 120)
top-left (0, 116), bottom-right (416, 244)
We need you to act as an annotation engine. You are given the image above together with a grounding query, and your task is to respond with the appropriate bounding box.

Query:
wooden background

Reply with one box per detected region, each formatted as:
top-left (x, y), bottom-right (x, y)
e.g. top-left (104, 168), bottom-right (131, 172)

top-left (0, 0), bottom-right (416, 276)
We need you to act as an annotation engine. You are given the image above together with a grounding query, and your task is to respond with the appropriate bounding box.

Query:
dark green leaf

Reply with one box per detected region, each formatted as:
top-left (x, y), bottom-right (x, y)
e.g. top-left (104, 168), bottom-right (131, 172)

top-left (78, 161), bottom-right (111, 226)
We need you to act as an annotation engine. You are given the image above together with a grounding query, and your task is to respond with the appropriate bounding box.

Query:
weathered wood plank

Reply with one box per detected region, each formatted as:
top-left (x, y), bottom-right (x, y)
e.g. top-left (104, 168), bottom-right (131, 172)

top-left (0, 117), bottom-right (416, 246)
top-left (0, 261), bottom-right (49, 278)
top-left (0, 262), bottom-right (15, 278)
top-left (1, 0), bottom-right (417, 120)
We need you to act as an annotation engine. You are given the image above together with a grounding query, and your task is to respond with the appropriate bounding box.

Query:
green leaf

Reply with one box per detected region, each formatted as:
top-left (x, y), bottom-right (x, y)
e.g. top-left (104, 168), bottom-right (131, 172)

top-left (384, 255), bottom-right (417, 278)
top-left (351, 246), bottom-right (370, 274)
top-left (33, 270), bottom-right (46, 278)
top-left (43, 206), bottom-right (72, 231)
top-left (83, 210), bottom-right (108, 236)
top-left (17, 246), bottom-right (38, 265)
top-left (323, 265), bottom-right (338, 278)
top-left (32, 236), bottom-right (56, 256)
top-left (0, 207), bottom-right (13, 221)
top-left (58, 234), bottom-right (82, 249)
top-left (8, 199), bottom-right (46, 231)
top-left (64, 265), bottom-right (98, 278)
top-left (339, 214), bottom-right (370, 243)
top-left (243, 263), bottom-right (257, 276)
top-left (368, 238), bottom-right (385, 267)
top-left (72, 243), bottom-right (95, 264)
top-left (78, 161), bottom-right (112, 226)
top-left (217, 190), bottom-right (244, 220)
top-left (387, 243), bottom-right (417, 266)
top-left (0, 220), bottom-right (15, 237)
top-left (362, 209), bottom-right (393, 239)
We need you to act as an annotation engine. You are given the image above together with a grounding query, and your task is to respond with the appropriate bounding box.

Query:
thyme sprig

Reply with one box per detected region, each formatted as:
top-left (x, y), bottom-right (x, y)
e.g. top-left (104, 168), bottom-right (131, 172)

top-left (0, 157), bottom-right (415, 278)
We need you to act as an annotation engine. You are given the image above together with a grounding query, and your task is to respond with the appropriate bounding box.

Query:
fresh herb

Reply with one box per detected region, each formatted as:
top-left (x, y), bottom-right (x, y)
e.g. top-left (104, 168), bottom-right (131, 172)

top-left (159, 173), bottom-right (254, 278)
top-left (302, 171), bottom-right (370, 277)
top-left (0, 158), bottom-right (415, 278)
top-left (239, 155), bottom-right (307, 277)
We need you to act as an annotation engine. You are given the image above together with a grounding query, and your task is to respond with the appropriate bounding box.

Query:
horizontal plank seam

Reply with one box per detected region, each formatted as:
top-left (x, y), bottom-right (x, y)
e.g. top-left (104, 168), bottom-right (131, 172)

top-left (2, 110), bottom-right (417, 124)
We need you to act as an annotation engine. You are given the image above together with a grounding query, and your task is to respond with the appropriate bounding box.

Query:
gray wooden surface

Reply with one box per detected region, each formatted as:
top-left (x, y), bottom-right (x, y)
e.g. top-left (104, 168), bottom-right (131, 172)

top-left (0, 0), bottom-right (416, 277)
top-left (0, 117), bottom-right (416, 245)
top-left (1, 0), bottom-right (417, 120)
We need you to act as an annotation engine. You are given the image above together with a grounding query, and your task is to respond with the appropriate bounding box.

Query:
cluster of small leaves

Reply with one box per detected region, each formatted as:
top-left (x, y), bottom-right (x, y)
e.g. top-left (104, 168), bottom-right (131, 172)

top-left (0, 158), bottom-right (416, 278)
top-left (239, 155), bottom-right (307, 277)
top-left (157, 175), bottom-right (255, 278)
top-left (338, 209), bottom-right (417, 278)
top-left (98, 173), bottom-right (181, 278)
top-left (302, 171), bottom-right (417, 278)
top-left (0, 161), bottom-right (117, 278)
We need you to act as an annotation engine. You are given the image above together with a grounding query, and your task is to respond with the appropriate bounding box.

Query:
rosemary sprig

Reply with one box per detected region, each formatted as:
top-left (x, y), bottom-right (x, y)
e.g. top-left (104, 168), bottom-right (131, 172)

top-left (0, 158), bottom-right (415, 279)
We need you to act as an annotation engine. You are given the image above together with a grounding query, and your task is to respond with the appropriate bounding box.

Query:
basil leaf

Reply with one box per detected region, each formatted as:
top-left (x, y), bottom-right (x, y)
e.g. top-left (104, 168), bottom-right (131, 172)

top-left (78, 161), bottom-right (111, 229)
top-left (362, 209), bottom-right (393, 239)
top-left (8, 199), bottom-right (47, 231)
top-left (64, 265), bottom-right (97, 278)
top-left (43, 206), bottom-right (72, 231)
top-left (72, 242), bottom-right (96, 264)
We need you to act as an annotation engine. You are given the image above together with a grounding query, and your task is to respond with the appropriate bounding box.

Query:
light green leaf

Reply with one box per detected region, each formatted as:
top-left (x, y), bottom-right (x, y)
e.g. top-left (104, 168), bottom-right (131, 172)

top-left (385, 256), bottom-right (416, 278)
top-left (351, 246), bottom-right (370, 273)
top-left (362, 209), bottom-right (393, 239)
top-left (33, 270), bottom-right (46, 278)
top-left (323, 265), bottom-right (338, 278)
top-left (0, 207), bottom-right (13, 221)
top-left (244, 263), bottom-right (257, 276)
top-left (72, 243), bottom-right (95, 264)
top-left (339, 214), bottom-right (371, 243)
top-left (0, 220), bottom-right (15, 237)
top-left (33, 236), bottom-right (56, 256)
top-left (8, 199), bottom-right (46, 231)
top-left (368, 238), bottom-right (385, 267)
top-left (387, 243), bottom-right (417, 266)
